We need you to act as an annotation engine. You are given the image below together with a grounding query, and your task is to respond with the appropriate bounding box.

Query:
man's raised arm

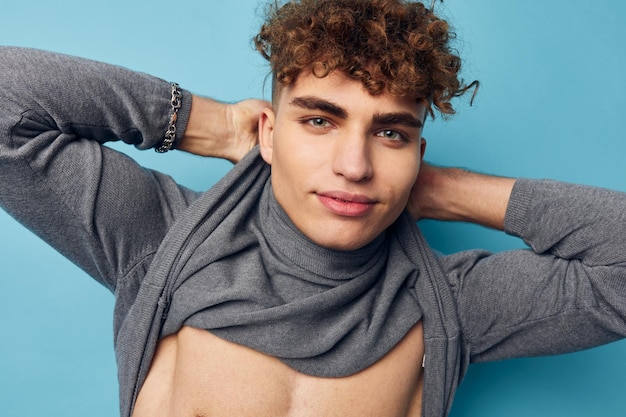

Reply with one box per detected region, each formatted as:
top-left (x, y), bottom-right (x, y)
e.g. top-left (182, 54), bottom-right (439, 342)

top-left (412, 160), bottom-right (626, 362)
top-left (178, 96), bottom-right (269, 163)
top-left (407, 162), bottom-right (516, 230)
top-left (0, 46), bottom-right (263, 290)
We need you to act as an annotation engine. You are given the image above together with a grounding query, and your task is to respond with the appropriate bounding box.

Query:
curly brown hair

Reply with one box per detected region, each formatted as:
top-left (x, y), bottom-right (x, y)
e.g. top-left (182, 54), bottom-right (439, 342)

top-left (254, 0), bottom-right (476, 116)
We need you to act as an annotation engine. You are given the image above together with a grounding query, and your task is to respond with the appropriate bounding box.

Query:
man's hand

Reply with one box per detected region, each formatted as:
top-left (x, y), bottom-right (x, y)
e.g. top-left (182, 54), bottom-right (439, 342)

top-left (406, 161), bottom-right (442, 221)
top-left (178, 96), bottom-right (271, 163)
top-left (407, 161), bottom-right (516, 231)
top-left (226, 98), bottom-right (273, 162)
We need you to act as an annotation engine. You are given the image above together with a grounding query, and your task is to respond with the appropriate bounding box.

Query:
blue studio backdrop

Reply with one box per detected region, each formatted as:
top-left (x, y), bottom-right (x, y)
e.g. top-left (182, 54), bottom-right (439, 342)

top-left (1, 1), bottom-right (625, 416)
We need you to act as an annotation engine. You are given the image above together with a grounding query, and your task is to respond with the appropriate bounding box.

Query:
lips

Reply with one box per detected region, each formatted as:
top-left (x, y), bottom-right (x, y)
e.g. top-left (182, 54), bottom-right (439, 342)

top-left (316, 191), bottom-right (376, 217)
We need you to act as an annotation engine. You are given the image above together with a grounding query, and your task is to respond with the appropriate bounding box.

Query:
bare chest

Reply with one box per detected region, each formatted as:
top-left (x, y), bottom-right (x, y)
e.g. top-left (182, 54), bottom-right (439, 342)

top-left (132, 323), bottom-right (424, 417)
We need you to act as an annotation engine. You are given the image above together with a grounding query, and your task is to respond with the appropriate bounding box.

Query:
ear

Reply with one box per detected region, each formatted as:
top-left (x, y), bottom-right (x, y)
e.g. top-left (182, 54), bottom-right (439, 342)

top-left (258, 107), bottom-right (276, 165)
top-left (419, 137), bottom-right (427, 162)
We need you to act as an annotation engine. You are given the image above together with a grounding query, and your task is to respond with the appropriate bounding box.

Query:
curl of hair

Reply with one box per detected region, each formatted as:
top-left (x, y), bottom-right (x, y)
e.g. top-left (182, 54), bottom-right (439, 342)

top-left (254, 0), bottom-right (476, 116)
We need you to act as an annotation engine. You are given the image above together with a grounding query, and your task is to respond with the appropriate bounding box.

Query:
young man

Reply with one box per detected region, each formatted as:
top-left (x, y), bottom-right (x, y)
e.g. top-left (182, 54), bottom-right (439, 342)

top-left (1, 1), bottom-right (625, 417)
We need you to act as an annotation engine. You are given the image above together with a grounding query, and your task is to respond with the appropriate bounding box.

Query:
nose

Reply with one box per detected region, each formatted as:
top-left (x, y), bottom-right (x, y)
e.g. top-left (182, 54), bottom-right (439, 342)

top-left (331, 130), bottom-right (373, 182)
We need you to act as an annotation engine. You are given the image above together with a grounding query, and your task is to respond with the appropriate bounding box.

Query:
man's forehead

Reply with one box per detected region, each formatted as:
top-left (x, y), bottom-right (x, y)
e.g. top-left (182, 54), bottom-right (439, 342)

top-left (276, 71), bottom-right (428, 120)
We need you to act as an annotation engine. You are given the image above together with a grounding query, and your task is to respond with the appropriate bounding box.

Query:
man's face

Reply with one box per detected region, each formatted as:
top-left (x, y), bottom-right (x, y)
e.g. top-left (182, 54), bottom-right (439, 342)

top-left (259, 71), bottom-right (427, 251)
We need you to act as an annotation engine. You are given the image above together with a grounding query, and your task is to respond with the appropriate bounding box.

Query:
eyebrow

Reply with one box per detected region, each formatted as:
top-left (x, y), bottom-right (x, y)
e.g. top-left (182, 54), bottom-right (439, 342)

top-left (373, 112), bottom-right (423, 129)
top-left (289, 95), bottom-right (423, 129)
top-left (290, 96), bottom-right (348, 119)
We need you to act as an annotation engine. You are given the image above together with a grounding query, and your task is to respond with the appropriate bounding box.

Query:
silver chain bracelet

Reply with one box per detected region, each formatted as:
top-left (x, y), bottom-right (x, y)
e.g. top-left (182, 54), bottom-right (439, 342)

top-left (155, 82), bottom-right (182, 153)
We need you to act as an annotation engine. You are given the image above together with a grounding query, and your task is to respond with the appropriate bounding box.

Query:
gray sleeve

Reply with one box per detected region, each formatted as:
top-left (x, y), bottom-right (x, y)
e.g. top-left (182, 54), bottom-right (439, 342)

top-left (440, 178), bottom-right (626, 363)
top-left (0, 47), bottom-right (201, 292)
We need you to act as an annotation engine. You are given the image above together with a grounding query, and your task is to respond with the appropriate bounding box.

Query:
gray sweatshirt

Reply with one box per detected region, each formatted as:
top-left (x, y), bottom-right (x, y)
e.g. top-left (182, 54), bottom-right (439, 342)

top-left (1, 47), bottom-right (625, 417)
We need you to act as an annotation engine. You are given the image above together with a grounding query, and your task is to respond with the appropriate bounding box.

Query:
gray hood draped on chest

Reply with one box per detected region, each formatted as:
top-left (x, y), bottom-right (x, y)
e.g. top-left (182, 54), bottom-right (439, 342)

top-left (114, 148), bottom-right (468, 417)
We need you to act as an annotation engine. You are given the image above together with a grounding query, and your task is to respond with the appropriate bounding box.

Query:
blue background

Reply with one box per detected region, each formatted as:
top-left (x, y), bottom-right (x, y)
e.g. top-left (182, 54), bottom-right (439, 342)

top-left (1, 1), bottom-right (625, 416)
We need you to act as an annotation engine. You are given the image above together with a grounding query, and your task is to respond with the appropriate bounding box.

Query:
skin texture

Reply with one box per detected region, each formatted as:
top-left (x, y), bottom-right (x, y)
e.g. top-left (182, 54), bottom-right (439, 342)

top-left (178, 94), bottom-right (514, 231)
top-left (407, 162), bottom-right (515, 229)
top-left (178, 96), bottom-right (270, 163)
top-left (259, 70), bottom-right (427, 251)
top-left (133, 325), bottom-right (424, 417)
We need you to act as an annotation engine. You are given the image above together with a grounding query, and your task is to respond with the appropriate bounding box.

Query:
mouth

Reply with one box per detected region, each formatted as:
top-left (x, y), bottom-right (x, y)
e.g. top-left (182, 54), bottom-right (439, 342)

top-left (316, 191), bottom-right (376, 217)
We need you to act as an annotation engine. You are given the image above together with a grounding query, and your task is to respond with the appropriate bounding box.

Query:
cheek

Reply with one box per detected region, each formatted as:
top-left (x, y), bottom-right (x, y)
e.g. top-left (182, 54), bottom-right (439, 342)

top-left (273, 129), bottom-right (327, 179)
top-left (270, 131), bottom-right (315, 193)
top-left (384, 155), bottom-right (421, 202)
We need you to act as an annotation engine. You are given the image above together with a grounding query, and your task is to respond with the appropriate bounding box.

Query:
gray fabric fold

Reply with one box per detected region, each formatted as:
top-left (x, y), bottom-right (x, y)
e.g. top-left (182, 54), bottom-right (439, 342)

top-left (115, 148), bottom-right (463, 417)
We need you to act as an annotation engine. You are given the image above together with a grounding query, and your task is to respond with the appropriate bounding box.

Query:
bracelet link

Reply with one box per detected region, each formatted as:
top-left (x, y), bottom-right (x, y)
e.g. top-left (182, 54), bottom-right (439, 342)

top-left (155, 82), bottom-right (182, 153)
